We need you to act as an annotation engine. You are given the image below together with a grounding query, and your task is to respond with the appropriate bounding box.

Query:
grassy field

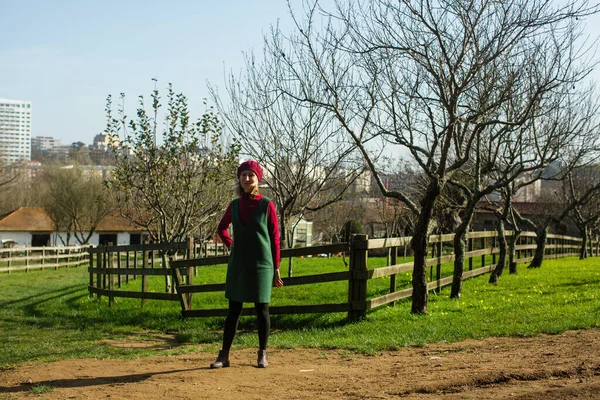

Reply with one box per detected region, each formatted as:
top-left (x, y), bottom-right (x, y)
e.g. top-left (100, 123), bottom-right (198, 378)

top-left (1, 255), bottom-right (599, 369)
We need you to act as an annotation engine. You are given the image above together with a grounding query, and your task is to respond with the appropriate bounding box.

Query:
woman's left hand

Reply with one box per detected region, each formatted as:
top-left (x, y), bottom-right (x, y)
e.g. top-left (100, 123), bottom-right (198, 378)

top-left (273, 269), bottom-right (284, 288)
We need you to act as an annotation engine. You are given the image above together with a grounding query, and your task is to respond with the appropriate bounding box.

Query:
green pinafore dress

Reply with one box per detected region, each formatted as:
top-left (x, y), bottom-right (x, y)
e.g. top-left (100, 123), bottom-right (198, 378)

top-left (225, 197), bottom-right (274, 303)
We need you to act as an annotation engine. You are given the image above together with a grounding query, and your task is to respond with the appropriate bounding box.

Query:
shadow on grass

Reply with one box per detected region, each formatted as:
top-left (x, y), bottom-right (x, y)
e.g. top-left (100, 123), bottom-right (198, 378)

top-left (8, 286), bottom-right (183, 331)
top-left (0, 285), bottom-right (87, 309)
top-left (236, 312), bottom-right (348, 332)
top-left (550, 279), bottom-right (600, 289)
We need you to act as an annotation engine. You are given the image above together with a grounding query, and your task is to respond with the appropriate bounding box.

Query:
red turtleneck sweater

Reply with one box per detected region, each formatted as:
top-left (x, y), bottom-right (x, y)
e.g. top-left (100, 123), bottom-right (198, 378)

top-left (217, 194), bottom-right (281, 269)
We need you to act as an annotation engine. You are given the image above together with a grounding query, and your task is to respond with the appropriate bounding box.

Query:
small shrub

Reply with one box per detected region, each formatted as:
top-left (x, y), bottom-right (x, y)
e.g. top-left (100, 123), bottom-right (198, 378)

top-left (340, 220), bottom-right (365, 243)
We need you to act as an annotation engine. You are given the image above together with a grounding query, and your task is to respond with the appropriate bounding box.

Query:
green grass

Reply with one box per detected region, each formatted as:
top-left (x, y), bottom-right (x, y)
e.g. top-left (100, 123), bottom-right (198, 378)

top-left (30, 384), bottom-right (55, 395)
top-left (1, 256), bottom-right (599, 368)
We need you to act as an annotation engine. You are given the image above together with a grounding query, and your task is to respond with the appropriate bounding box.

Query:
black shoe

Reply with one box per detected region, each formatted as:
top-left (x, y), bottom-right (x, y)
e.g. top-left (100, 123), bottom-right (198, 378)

top-left (210, 350), bottom-right (230, 369)
top-left (257, 350), bottom-right (268, 368)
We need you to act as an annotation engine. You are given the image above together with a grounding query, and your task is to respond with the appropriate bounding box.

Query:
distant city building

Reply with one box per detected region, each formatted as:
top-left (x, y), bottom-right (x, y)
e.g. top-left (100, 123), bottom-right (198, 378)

top-left (513, 179), bottom-right (542, 202)
top-left (0, 98), bottom-right (32, 163)
top-left (31, 136), bottom-right (61, 152)
top-left (46, 145), bottom-right (72, 160)
top-left (92, 133), bottom-right (111, 151)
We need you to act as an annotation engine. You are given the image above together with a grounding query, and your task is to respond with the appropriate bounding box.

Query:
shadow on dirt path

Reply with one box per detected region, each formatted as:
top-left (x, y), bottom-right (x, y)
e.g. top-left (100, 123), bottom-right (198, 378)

top-left (1, 329), bottom-right (600, 399)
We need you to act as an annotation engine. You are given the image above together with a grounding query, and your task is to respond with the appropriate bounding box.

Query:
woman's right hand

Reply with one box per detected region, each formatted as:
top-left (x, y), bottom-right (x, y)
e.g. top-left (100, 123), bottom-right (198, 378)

top-left (273, 269), bottom-right (284, 288)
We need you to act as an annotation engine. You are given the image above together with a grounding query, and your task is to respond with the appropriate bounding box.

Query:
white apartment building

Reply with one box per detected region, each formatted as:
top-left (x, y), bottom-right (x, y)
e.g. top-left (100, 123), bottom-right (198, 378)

top-left (0, 98), bottom-right (32, 163)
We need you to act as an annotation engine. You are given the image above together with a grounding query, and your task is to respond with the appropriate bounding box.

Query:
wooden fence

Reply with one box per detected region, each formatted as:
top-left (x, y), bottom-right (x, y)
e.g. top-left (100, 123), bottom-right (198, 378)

top-left (0, 245), bottom-right (89, 273)
top-left (88, 231), bottom-right (596, 321)
top-left (87, 239), bottom-right (195, 307)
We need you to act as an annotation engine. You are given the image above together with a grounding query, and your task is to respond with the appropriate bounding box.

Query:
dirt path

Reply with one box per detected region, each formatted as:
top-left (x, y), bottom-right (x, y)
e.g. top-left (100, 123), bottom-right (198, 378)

top-left (1, 329), bottom-right (600, 399)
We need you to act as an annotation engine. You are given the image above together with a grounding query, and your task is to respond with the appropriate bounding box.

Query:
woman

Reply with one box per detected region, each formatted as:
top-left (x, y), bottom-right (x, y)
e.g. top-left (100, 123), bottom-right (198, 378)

top-left (211, 160), bottom-right (283, 369)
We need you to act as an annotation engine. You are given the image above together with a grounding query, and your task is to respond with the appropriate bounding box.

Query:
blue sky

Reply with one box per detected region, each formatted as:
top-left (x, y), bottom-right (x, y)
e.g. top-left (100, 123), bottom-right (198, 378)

top-left (0, 0), bottom-right (299, 145)
top-left (2, 1), bottom-right (600, 147)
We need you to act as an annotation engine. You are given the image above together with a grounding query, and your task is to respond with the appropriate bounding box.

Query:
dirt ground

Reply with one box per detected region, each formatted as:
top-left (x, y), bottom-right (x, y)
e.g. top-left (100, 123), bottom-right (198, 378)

top-left (1, 329), bottom-right (600, 400)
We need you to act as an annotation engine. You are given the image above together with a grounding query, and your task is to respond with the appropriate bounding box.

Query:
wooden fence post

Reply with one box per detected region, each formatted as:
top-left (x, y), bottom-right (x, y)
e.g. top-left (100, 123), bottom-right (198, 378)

top-left (186, 237), bottom-right (195, 307)
top-left (133, 249), bottom-right (138, 281)
top-left (430, 238), bottom-right (435, 282)
top-left (559, 237), bottom-right (563, 258)
top-left (389, 247), bottom-right (397, 300)
top-left (492, 235), bottom-right (497, 265)
top-left (115, 249), bottom-right (122, 288)
top-left (125, 250), bottom-right (130, 284)
top-left (142, 246), bottom-right (149, 307)
top-left (348, 234), bottom-right (368, 322)
top-left (436, 233), bottom-right (442, 294)
top-left (88, 246), bottom-right (94, 298)
top-left (468, 237), bottom-right (473, 271)
top-left (481, 237), bottom-right (486, 268)
top-left (108, 245), bottom-right (115, 308)
top-left (96, 252), bottom-right (102, 300)
top-left (101, 251), bottom-right (107, 291)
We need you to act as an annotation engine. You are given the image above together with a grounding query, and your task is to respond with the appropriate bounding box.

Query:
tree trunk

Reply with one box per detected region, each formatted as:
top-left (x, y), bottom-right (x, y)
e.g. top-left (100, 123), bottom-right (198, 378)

top-left (410, 186), bottom-right (439, 314)
top-left (450, 223), bottom-right (468, 298)
top-left (279, 210), bottom-right (294, 278)
top-left (450, 199), bottom-right (481, 298)
top-left (279, 210), bottom-right (287, 249)
top-left (528, 226), bottom-right (548, 268)
top-left (508, 230), bottom-right (520, 274)
top-left (161, 252), bottom-right (172, 293)
top-left (489, 219), bottom-right (507, 284)
top-left (579, 224), bottom-right (588, 260)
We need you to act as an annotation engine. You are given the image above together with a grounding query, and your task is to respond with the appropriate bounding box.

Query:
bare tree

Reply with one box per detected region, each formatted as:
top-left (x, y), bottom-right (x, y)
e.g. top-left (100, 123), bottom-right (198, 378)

top-left (210, 41), bottom-right (365, 256)
top-left (566, 166), bottom-right (600, 259)
top-left (43, 164), bottom-right (112, 245)
top-left (514, 173), bottom-right (600, 268)
top-left (0, 166), bottom-right (18, 194)
top-left (449, 84), bottom-right (600, 296)
top-left (487, 184), bottom-right (522, 284)
top-left (273, 0), bottom-right (598, 312)
top-left (308, 200), bottom-right (367, 243)
top-left (0, 164), bottom-right (47, 216)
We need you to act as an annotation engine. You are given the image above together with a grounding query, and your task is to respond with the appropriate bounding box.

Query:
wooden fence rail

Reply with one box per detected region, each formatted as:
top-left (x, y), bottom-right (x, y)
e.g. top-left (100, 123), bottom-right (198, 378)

top-left (88, 231), bottom-right (596, 321)
top-left (87, 240), bottom-right (194, 307)
top-left (0, 245), bottom-right (89, 273)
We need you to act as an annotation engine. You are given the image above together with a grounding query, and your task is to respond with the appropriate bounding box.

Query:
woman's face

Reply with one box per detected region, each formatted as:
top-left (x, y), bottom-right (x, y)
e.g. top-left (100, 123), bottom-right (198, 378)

top-left (239, 170), bottom-right (258, 192)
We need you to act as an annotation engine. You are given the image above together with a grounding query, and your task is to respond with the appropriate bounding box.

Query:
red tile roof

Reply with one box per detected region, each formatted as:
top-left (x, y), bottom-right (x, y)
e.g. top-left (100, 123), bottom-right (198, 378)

top-left (95, 211), bottom-right (145, 232)
top-left (0, 207), bottom-right (145, 233)
top-left (0, 207), bottom-right (55, 231)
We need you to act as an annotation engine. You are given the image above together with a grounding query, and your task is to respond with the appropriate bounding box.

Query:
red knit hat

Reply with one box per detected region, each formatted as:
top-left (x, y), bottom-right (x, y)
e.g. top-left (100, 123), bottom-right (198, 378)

top-left (237, 160), bottom-right (263, 182)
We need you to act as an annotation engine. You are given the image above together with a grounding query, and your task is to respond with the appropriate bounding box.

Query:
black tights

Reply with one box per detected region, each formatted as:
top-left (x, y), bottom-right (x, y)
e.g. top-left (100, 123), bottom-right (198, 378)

top-left (222, 300), bottom-right (270, 351)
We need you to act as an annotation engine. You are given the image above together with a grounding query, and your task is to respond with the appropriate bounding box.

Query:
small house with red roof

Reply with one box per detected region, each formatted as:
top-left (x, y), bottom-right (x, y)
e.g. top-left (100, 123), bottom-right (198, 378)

top-left (0, 207), bottom-right (147, 247)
